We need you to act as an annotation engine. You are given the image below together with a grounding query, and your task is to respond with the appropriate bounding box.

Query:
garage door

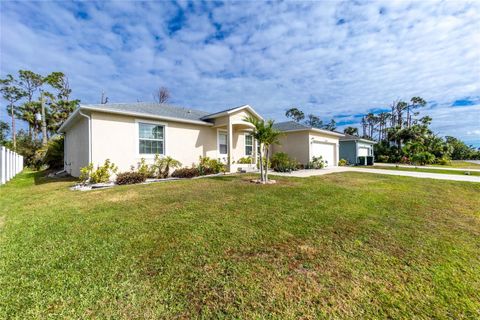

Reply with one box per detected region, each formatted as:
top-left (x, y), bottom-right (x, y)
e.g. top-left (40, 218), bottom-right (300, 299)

top-left (358, 147), bottom-right (369, 157)
top-left (311, 142), bottom-right (335, 167)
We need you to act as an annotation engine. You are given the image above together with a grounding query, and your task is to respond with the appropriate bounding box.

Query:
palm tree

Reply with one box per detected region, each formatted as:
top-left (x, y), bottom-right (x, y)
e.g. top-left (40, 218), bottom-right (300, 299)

top-left (244, 116), bottom-right (282, 183)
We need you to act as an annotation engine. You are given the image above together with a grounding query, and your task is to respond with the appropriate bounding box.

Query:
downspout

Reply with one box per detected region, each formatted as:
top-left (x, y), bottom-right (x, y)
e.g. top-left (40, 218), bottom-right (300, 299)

top-left (78, 110), bottom-right (92, 164)
top-left (355, 140), bottom-right (358, 165)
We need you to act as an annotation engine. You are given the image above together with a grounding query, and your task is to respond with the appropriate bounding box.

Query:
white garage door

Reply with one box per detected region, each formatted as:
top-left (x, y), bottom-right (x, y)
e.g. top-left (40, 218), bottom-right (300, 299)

top-left (358, 147), bottom-right (369, 157)
top-left (311, 142), bottom-right (335, 167)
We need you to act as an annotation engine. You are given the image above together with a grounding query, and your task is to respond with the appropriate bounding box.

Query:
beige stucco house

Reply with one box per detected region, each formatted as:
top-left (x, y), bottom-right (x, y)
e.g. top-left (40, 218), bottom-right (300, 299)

top-left (59, 103), bottom-right (262, 177)
top-left (272, 121), bottom-right (343, 167)
top-left (59, 103), bottom-right (344, 177)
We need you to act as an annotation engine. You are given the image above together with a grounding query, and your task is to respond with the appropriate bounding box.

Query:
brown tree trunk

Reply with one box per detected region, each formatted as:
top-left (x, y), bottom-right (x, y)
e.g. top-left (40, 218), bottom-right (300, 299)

top-left (11, 103), bottom-right (16, 151)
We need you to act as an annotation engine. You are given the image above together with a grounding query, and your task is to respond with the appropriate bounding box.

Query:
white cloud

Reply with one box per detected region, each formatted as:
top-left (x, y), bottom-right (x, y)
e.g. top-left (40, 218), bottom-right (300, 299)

top-left (0, 0), bottom-right (479, 145)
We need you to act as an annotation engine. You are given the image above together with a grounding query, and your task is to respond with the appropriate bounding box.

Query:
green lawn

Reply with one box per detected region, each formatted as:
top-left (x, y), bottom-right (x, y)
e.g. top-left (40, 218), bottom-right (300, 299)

top-left (365, 165), bottom-right (480, 176)
top-left (1, 171), bottom-right (479, 319)
top-left (432, 160), bottom-right (480, 169)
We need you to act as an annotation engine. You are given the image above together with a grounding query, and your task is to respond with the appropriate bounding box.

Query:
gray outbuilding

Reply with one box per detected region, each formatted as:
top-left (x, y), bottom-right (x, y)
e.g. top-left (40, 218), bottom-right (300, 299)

top-left (339, 134), bottom-right (376, 165)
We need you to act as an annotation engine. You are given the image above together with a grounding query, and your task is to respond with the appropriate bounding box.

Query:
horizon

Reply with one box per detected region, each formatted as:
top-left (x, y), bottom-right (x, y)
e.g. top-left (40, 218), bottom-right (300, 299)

top-left (1, 0), bottom-right (479, 147)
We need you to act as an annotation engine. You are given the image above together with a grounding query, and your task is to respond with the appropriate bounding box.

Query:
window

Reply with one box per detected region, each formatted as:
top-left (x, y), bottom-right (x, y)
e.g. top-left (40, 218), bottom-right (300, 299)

top-left (245, 134), bottom-right (253, 156)
top-left (219, 131), bottom-right (228, 155)
top-left (139, 123), bottom-right (164, 155)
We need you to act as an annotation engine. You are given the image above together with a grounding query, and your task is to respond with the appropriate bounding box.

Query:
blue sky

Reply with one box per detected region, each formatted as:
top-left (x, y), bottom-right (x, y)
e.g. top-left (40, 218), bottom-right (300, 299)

top-left (1, 0), bottom-right (479, 146)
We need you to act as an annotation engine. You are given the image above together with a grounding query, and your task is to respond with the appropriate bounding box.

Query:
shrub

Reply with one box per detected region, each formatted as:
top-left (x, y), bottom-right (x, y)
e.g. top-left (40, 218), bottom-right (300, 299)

top-left (79, 159), bottom-right (118, 184)
top-left (237, 156), bottom-right (252, 164)
top-left (306, 156), bottom-right (325, 169)
top-left (270, 152), bottom-right (298, 172)
top-left (376, 155), bottom-right (389, 163)
top-left (436, 157), bottom-right (451, 166)
top-left (137, 158), bottom-right (155, 178)
top-left (171, 167), bottom-right (200, 178)
top-left (338, 159), bottom-right (348, 166)
top-left (116, 172), bottom-right (147, 185)
top-left (411, 152), bottom-right (435, 165)
top-left (152, 155), bottom-right (182, 178)
top-left (198, 156), bottom-right (225, 175)
top-left (40, 136), bottom-right (64, 170)
top-left (399, 156), bottom-right (410, 164)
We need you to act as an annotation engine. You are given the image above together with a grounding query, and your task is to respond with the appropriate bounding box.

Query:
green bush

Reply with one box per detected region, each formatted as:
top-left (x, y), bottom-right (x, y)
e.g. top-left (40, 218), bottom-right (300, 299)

top-left (42, 136), bottom-right (64, 170)
top-left (411, 152), bottom-right (435, 165)
top-left (79, 159), bottom-right (118, 184)
top-left (306, 156), bottom-right (325, 169)
top-left (136, 158), bottom-right (155, 178)
top-left (116, 172), bottom-right (147, 185)
top-left (237, 156), bottom-right (252, 164)
top-left (436, 157), bottom-right (451, 166)
top-left (198, 156), bottom-right (225, 175)
top-left (270, 152), bottom-right (298, 172)
top-left (376, 155), bottom-right (389, 163)
top-left (152, 155), bottom-right (182, 178)
top-left (171, 167), bottom-right (200, 178)
top-left (338, 159), bottom-right (348, 166)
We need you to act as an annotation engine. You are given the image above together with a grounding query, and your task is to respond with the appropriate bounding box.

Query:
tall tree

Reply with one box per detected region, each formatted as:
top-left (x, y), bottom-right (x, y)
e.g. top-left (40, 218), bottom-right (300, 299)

top-left (0, 75), bottom-right (27, 150)
top-left (153, 87), bottom-right (170, 104)
top-left (285, 107), bottom-right (305, 123)
top-left (343, 126), bottom-right (358, 136)
top-left (304, 114), bottom-right (323, 128)
top-left (0, 121), bottom-right (9, 144)
top-left (44, 72), bottom-right (79, 134)
top-left (408, 96), bottom-right (426, 127)
top-left (324, 119), bottom-right (336, 131)
top-left (17, 70), bottom-right (43, 139)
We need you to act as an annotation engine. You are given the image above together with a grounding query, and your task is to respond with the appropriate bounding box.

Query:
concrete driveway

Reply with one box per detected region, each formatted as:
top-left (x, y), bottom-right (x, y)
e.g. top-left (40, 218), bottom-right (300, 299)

top-left (271, 167), bottom-right (480, 183)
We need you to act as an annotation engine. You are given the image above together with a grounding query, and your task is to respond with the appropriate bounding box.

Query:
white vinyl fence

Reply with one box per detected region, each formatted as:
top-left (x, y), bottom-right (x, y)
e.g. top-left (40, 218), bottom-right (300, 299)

top-left (0, 146), bottom-right (24, 185)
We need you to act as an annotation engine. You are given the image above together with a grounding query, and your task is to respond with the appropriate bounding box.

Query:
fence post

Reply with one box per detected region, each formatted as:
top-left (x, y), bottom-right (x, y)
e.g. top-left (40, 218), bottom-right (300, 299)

top-left (0, 147), bottom-right (4, 184)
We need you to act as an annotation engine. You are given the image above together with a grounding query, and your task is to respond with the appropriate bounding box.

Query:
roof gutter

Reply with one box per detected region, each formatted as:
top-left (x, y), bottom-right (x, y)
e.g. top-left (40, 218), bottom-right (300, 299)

top-left (81, 106), bottom-right (214, 126)
top-left (280, 128), bottom-right (344, 137)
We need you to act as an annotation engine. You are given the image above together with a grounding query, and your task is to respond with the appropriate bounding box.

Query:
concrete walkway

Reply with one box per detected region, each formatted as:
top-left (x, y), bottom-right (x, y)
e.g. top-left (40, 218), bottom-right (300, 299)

top-left (374, 163), bottom-right (480, 172)
top-left (271, 167), bottom-right (480, 183)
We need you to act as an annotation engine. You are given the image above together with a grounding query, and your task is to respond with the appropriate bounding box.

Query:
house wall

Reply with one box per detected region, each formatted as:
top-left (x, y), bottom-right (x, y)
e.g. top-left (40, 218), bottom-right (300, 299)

top-left (339, 140), bottom-right (357, 164)
top-left (357, 142), bottom-right (374, 156)
top-left (64, 116), bottom-right (89, 177)
top-left (308, 132), bottom-right (340, 167)
top-left (272, 131), bottom-right (310, 164)
top-left (87, 111), bottom-right (218, 175)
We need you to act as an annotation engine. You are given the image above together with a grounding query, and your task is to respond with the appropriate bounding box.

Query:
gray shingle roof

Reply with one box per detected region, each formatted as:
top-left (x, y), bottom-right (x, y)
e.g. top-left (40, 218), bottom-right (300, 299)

top-left (339, 133), bottom-right (375, 143)
top-left (273, 121), bottom-right (313, 131)
top-left (83, 103), bottom-right (212, 122)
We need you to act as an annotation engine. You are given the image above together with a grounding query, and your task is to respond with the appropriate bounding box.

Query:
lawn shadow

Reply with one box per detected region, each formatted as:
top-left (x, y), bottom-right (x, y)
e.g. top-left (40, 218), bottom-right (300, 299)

top-left (33, 170), bottom-right (77, 185)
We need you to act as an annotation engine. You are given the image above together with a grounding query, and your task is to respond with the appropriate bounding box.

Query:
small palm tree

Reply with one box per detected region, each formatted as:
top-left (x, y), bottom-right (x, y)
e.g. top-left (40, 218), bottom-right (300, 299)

top-left (244, 116), bottom-right (282, 183)
top-left (153, 155), bottom-right (182, 178)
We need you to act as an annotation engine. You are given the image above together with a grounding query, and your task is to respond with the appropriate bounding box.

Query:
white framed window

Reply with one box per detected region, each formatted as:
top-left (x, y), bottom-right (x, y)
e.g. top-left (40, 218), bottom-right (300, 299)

top-left (245, 134), bottom-right (253, 156)
top-left (138, 122), bottom-right (165, 155)
top-left (218, 131), bottom-right (228, 155)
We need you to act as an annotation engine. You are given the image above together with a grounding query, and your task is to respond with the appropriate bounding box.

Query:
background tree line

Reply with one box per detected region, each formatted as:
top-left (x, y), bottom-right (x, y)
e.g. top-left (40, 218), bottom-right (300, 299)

top-left (285, 107), bottom-right (337, 131)
top-left (342, 97), bottom-right (480, 163)
top-left (0, 70), bottom-right (79, 168)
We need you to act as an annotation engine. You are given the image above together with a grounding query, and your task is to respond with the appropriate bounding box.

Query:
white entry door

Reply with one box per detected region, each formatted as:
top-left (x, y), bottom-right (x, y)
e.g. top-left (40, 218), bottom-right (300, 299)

top-left (311, 142), bottom-right (335, 167)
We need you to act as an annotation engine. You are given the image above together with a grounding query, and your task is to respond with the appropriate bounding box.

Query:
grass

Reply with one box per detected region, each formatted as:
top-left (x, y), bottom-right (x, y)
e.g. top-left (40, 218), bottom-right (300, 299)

top-left (431, 160), bottom-right (480, 169)
top-left (1, 171), bottom-right (479, 319)
top-left (364, 165), bottom-right (480, 176)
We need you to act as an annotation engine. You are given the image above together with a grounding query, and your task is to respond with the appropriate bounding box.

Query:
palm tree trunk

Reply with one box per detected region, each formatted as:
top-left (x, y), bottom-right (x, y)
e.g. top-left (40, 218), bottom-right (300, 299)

top-left (264, 146), bottom-right (269, 183)
top-left (259, 145), bottom-right (264, 182)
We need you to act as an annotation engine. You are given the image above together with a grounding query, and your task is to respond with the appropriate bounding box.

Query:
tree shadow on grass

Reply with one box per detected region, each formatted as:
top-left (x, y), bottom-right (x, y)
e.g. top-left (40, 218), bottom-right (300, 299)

top-left (33, 170), bottom-right (77, 185)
